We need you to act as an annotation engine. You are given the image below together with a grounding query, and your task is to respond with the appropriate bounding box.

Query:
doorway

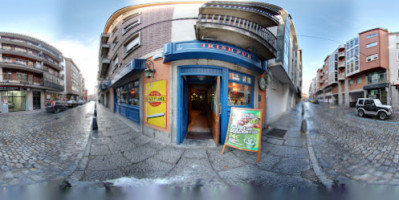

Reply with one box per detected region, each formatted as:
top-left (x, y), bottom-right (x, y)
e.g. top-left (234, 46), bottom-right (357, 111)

top-left (33, 91), bottom-right (41, 110)
top-left (180, 75), bottom-right (220, 145)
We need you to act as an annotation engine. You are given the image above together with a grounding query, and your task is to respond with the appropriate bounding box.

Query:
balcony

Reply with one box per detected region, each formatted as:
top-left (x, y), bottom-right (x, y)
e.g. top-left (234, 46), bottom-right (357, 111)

top-left (99, 58), bottom-right (111, 78)
top-left (338, 61), bottom-right (345, 69)
top-left (43, 81), bottom-right (64, 91)
top-left (42, 58), bottom-right (63, 71)
top-left (196, 14), bottom-right (277, 60)
top-left (338, 52), bottom-right (345, 58)
top-left (0, 60), bottom-right (43, 74)
top-left (101, 33), bottom-right (110, 44)
top-left (338, 45), bottom-right (345, 51)
top-left (100, 44), bottom-right (110, 57)
top-left (0, 48), bottom-right (42, 62)
top-left (0, 76), bottom-right (45, 89)
top-left (199, 2), bottom-right (279, 28)
top-left (338, 74), bottom-right (345, 81)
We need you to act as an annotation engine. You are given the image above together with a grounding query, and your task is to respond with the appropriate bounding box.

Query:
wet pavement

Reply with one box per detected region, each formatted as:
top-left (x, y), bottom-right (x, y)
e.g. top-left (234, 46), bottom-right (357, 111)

top-left (0, 102), bottom-right (93, 186)
top-left (305, 102), bottom-right (399, 185)
top-left (70, 102), bottom-right (322, 189)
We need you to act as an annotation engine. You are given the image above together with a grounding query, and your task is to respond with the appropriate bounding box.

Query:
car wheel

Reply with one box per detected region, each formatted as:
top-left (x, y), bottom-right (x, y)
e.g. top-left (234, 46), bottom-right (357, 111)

top-left (358, 109), bottom-right (364, 117)
top-left (378, 112), bottom-right (387, 120)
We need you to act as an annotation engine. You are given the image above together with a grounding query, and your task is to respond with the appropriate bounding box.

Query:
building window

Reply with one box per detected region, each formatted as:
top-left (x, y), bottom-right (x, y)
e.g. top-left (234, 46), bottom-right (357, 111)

top-left (227, 71), bottom-right (252, 106)
top-left (349, 80), bottom-right (353, 86)
top-left (122, 19), bottom-right (140, 35)
top-left (112, 56), bottom-right (119, 69)
top-left (366, 54), bottom-right (378, 62)
top-left (123, 11), bottom-right (140, 23)
top-left (116, 80), bottom-right (140, 106)
top-left (112, 37), bottom-right (118, 49)
top-left (366, 42), bottom-right (378, 48)
top-left (366, 71), bottom-right (386, 84)
top-left (15, 58), bottom-right (27, 65)
top-left (366, 33), bottom-right (377, 39)
top-left (356, 77), bottom-right (362, 84)
top-left (124, 33), bottom-right (140, 55)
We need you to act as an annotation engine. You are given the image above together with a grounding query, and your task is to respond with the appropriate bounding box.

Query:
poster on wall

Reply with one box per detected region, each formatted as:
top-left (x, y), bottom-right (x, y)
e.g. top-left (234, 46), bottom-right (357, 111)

top-left (145, 80), bottom-right (167, 128)
top-left (221, 108), bottom-right (263, 163)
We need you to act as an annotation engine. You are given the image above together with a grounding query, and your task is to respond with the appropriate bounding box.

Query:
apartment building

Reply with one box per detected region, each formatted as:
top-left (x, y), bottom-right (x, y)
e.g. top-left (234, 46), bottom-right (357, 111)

top-left (97, 1), bottom-right (302, 145)
top-left (314, 28), bottom-right (390, 107)
top-left (64, 58), bottom-right (82, 100)
top-left (389, 32), bottom-right (399, 110)
top-left (0, 32), bottom-right (64, 113)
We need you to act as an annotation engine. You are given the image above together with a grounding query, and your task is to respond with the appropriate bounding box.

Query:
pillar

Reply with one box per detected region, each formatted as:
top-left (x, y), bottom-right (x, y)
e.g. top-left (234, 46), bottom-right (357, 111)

top-left (338, 82), bottom-right (342, 105)
top-left (344, 80), bottom-right (350, 107)
top-left (27, 90), bottom-right (33, 111)
top-left (41, 91), bottom-right (45, 109)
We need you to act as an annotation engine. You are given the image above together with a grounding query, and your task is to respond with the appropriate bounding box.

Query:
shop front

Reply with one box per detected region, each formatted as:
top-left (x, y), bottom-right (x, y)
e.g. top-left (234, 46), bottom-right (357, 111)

top-left (164, 40), bottom-right (266, 145)
top-left (0, 87), bottom-right (28, 112)
top-left (364, 83), bottom-right (388, 104)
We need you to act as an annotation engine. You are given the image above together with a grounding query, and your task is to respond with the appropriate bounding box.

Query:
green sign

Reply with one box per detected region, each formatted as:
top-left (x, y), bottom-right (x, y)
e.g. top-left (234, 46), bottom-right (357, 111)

top-left (222, 108), bottom-right (263, 163)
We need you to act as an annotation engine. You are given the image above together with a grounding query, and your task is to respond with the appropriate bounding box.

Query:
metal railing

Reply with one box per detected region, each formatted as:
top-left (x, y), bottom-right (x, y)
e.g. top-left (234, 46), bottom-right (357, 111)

top-left (366, 73), bottom-right (387, 85)
top-left (202, 3), bottom-right (279, 22)
top-left (198, 14), bottom-right (277, 49)
top-left (1, 37), bottom-right (62, 60)
top-left (0, 74), bottom-right (43, 86)
top-left (0, 47), bottom-right (62, 69)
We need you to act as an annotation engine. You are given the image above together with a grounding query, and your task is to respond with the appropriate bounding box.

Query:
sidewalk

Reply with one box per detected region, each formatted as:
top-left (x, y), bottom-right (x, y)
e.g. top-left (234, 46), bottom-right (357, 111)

top-left (69, 102), bottom-right (322, 189)
top-left (0, 108), bottom-right (46, 116)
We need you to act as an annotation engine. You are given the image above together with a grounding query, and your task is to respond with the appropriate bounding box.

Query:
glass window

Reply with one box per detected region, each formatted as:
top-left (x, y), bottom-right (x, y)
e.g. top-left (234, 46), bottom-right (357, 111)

top-left (228, 82), bottom-right (251, 106)
top-left (242, 76), bottom-right (252, 84)
top-left (123, 19), bottom-right (140, 35)
top-left (229, 72), bottom-right (240, 81)
top-left (366, 33), bottom-right (377, 39)
top-left (117, 80), bottom-right (139, 106)
top-left (366, 42), bottom-right (378, 48)
top-left (125, 33), bottom-right (140, 54)
top-left (112, 56), bottom-right (119, 69)
top-left (356, 78), bottom-right (362, 84)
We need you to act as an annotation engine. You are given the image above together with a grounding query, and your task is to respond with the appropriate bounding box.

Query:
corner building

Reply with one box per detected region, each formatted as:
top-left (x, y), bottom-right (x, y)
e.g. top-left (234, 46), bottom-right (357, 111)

top-left (97, 1), bottom-right (302, 145)
top-left (0, 32), bottom-right (64, 113)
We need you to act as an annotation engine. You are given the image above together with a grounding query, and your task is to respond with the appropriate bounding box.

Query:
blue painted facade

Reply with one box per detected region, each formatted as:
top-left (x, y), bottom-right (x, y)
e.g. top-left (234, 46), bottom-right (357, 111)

top-left (111, 59), bottom-right (146, 125)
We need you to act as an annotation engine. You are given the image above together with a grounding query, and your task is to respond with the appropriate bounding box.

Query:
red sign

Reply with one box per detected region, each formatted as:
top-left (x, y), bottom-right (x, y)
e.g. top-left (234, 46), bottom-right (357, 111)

top-left (201, 43), bottom-right (251, 59)
top-left (147, 91), bottom-right (165, 107)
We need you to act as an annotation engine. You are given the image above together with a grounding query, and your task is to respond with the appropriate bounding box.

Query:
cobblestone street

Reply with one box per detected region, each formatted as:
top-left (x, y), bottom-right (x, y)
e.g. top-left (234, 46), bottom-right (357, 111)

top-left (305, 102), bottom-right (399, 185)
top-left (0, 102), bottom-right (94, 186)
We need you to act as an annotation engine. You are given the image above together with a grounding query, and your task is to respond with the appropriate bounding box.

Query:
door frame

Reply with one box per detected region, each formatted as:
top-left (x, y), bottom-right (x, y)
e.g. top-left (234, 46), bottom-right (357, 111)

top-left (177, 65), bottom-right (225, 144)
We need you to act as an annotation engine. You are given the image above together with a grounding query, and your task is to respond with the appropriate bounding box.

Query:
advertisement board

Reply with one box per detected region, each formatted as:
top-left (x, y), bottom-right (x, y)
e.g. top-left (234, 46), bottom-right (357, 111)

top-left (222, 108), bottom-right (263, 163)
top-left (145, 80), bottom-right (167, 128)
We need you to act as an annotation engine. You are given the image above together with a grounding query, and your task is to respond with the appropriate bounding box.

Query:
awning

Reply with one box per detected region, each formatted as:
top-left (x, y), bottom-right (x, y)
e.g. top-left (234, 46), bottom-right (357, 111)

top-left (111, 59), bottom-right (146, 87)
top-left (363, 83), bottom-right (388, 90)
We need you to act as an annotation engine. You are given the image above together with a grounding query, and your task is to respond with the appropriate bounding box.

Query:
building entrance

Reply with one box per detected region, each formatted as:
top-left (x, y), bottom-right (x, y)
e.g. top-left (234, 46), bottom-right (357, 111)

top-left (33, 91), bottom-right (41, 110)
top-left (181, 76), bottom-right (220, 145)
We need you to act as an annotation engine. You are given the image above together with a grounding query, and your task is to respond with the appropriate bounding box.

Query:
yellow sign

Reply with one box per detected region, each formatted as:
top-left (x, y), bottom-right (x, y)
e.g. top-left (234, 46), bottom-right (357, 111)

top-left (145, 80), bottom-right (167, 128)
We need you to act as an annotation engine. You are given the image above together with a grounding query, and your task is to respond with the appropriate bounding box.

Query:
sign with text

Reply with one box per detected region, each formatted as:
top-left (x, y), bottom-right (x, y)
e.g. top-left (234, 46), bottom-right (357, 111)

top-left (222, 108), bottom-right (263, 163)
top-left (145, 80), bottom-right (167, 128)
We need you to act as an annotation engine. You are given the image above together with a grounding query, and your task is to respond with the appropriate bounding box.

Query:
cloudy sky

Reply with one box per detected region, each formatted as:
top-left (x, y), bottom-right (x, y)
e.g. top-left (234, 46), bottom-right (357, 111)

top-left (1, 0), bottom-right (399, 95)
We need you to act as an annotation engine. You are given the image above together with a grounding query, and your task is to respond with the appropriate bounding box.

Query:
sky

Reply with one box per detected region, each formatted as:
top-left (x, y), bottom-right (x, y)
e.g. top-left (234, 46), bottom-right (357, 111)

top-left (1, 0), bottom-right (399, 95)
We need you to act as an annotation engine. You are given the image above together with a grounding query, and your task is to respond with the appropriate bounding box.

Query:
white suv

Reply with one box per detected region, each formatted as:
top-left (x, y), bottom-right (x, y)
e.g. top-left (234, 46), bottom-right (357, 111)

top-left (356, 98), bottom-right (393, 120)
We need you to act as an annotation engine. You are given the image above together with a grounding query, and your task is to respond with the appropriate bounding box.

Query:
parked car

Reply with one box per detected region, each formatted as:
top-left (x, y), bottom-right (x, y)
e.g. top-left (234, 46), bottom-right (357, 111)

top-left (67, 100), bottom-right (77, 108)
top-left (356, 98), bottom-right (393, 120)
top-left (46, 100), bottom-right (68, 113)
top-left (77, 100), bottom-right (85, 105)
top-left (310, 99), bottom-right (319, 104)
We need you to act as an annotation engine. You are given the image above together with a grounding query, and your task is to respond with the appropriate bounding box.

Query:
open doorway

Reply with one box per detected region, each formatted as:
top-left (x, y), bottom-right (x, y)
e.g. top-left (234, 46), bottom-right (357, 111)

top-left (183, 76), bottom-right (220, 145)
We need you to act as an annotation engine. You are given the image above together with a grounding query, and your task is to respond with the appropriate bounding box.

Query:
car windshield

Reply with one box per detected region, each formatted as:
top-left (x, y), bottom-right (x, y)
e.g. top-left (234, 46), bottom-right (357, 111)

top-left (374, 99), bottom-right (382, 106)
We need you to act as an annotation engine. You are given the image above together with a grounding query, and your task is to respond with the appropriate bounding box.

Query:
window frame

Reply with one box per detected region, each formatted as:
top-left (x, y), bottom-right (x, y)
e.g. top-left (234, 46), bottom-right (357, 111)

top-left (116, 79), bottom-right (140, 107)
top-left (366, 42), bottom-right (378, 48)
top-left (124, 32), bottom-right (141, 56)
top-left (366, 33), bottom-right (377, 39)
top-left (122, 19), bottom-right (141, 35)
top-left (366, 54), bottom-right (378, 62)
top-left (227, 70), bottom-right (254, 107)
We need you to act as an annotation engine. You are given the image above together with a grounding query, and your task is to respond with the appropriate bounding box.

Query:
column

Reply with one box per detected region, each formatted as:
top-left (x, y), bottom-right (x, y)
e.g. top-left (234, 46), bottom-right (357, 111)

top-left (27, 90), bottom-right (33, 111)
top-left (344, 80), bottom-right (350, 107)
top-left (338, 82), bottom-right (342, 105)
top-left (41, 91), bottom-right (45, 109)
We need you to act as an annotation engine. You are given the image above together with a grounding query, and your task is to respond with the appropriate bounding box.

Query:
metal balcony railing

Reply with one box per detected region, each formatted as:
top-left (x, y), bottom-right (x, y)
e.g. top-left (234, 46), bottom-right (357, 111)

top-left (366, 73), bottom-right (387, 85)
top-left (202, 3), bottom-right (279, 22)
top-left (1, 36), bottom-right (62, 60)
top-left (198, 14), bottom-right (277, 49)
top-left (0, 74), bottom-right (44, 86)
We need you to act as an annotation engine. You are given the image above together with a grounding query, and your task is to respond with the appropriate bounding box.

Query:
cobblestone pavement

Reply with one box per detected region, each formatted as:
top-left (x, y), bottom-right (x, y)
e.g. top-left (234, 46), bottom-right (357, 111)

top-left (0, 102), bottom-right (94, 186)
top-left (70, 102), bottom-right (323, 189)
top-left (305, 102), bottom-right (399, 185)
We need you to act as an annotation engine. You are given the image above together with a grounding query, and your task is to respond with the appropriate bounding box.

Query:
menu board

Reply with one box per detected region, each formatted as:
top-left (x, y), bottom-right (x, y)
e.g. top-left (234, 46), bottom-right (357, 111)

top-left (222, 108), bottom-right (263, 163)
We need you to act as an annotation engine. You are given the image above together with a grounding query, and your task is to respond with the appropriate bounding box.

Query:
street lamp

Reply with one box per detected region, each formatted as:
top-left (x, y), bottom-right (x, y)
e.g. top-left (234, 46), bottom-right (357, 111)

top-left (144, 60), bottom-right (156, 78)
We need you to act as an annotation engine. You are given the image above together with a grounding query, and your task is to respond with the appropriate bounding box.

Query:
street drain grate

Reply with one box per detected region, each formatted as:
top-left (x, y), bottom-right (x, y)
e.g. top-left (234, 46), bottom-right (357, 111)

top-left (267, 128), bottom-right (287, 138)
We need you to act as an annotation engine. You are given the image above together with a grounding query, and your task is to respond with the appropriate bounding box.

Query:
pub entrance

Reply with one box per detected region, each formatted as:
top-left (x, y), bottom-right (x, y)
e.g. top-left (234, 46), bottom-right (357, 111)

top-left (179, 75), bottom-right (220, 145)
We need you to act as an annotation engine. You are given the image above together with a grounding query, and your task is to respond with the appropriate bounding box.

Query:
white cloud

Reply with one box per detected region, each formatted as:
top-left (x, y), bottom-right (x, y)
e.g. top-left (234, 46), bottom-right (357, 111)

top-left (52, 39), bottom-right (99, 95)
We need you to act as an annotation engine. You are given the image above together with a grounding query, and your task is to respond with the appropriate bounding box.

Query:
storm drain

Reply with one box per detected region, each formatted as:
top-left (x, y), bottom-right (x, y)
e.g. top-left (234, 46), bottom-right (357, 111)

top-left (266, 128), bottom-right (287, 138)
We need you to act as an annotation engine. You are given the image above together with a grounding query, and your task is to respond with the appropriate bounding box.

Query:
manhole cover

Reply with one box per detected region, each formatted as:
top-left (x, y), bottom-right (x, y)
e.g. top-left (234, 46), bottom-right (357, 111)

top-left (266, 128), bottom-right (287, 138)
